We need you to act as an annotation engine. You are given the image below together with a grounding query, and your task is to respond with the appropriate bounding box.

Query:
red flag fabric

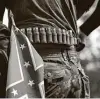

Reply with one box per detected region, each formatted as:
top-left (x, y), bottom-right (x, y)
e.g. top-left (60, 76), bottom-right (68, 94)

top-left (6, 25), bottom-right (45, 98)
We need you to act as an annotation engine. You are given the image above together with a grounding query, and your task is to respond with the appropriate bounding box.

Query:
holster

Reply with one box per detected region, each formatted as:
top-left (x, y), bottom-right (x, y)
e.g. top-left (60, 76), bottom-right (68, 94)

top-left (78, 68), bottom-right (90, 98)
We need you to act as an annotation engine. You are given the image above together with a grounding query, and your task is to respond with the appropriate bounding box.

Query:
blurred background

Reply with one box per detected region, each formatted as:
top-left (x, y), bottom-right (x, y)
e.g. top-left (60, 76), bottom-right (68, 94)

top-left (77, 0), bottom-right (100, 97)
top-left (79, 27), bottom-right (100, 98)
top-left (3, 0), bottom-right (100, 97)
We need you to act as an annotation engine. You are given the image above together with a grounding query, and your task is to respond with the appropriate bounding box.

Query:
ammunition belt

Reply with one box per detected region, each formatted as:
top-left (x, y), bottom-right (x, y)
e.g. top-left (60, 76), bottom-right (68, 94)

top-left (20, 27), bottom-right (79, 45)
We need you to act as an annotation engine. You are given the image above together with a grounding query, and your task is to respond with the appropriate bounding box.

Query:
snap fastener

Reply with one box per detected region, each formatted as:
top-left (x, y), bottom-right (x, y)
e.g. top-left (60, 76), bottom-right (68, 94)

top-left (47, 72), bottom-right (53, 83)
top-left (47, 72), bottom-right (52, 77)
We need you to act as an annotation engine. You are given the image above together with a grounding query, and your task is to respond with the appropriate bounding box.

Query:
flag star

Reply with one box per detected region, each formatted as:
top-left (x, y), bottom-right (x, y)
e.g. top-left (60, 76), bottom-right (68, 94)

top-left (28, 80), bottom-right (35, 87)
top-left (20, 44), bottom-right (26, 50)
top-left (24, 61), bottom-right (31, 68)
top-left (11, 88), bottom-right (18, 97)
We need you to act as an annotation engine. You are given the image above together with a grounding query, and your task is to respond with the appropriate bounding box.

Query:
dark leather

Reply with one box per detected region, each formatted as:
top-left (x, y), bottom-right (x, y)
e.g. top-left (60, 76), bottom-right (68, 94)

top-left (0, 50), bottom-right (8, 98)
top-left (76, 42), bottom-right (85, 52)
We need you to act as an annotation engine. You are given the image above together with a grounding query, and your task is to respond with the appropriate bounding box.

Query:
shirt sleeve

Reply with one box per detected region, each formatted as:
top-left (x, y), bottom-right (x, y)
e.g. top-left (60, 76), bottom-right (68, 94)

top-left (0, 0), bottom-right (6, 22)
top-left (80, 0), bottom-right (100, 36)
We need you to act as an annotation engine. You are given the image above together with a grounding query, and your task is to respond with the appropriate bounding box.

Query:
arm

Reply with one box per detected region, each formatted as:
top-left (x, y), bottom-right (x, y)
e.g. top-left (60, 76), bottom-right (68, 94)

top-left (80, 0), bottom-right (100, 36)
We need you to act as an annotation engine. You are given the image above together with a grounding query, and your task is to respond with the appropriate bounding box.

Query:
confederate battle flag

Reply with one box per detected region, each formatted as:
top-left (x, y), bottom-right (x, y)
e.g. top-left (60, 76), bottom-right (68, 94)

top-left (6, 12), bottom-right (45, 98)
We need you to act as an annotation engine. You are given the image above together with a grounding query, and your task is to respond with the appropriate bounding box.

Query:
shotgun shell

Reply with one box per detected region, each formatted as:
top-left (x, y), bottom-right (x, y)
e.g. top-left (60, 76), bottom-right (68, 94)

top-left (52, 28), bottom-right (58, 43)
top-left (40, 27), bottom-right (47, 43)
top-left (57, 28), bottom-right (62, 44)
top-left (62, 29), bottom-right (67, 44)
top-left (46, 27), bottom-right (53, 43)
top-left (27, 27), bottom-right (33, 43)
top-left (33, 27), bottom-right (40, 43)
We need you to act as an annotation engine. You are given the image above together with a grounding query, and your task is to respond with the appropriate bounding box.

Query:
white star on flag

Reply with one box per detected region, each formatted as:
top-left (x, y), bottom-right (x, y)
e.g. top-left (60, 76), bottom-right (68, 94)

top-left (24, 61), bottom-right (31, 68)
top-left (20, 44), bottom-right (26, 50)
top-left (6, 18), bottom-right (44, 98)
top-left (28, 80), bottom-right (35, 87)
top-left (11, 88), bottom-right (18, 97)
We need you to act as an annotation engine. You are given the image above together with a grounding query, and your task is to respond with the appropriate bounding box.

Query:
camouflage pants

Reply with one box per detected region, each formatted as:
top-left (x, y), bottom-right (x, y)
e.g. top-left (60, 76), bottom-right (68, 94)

top-left (37, 45), bottom-right (90, 98)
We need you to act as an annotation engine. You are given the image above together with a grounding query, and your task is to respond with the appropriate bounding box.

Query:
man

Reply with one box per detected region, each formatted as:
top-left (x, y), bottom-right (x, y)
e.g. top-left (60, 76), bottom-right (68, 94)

top-left (0, 0), bottom-right (95, 98)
